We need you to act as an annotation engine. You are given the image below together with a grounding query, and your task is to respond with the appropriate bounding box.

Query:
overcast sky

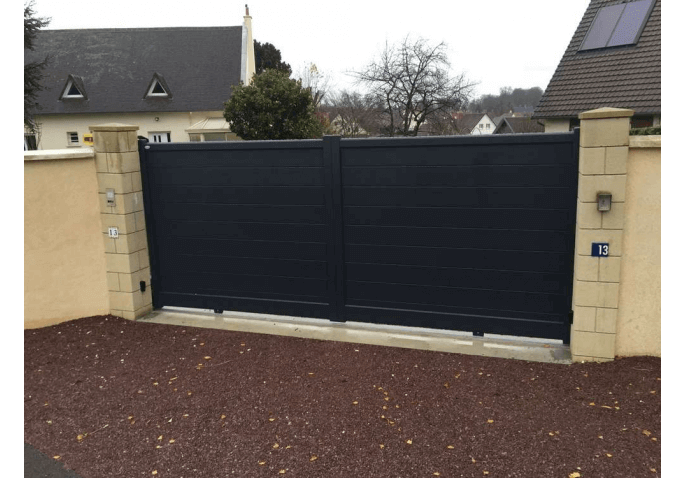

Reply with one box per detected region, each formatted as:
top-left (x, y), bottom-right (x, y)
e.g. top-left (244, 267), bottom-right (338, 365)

top-left (32, 0), bottom-right (590, 99)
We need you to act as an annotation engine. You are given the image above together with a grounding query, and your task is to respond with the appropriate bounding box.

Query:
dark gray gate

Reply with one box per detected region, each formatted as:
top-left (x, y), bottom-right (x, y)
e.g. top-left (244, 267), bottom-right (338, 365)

top-left (140, 131), bottom-right (578, 342)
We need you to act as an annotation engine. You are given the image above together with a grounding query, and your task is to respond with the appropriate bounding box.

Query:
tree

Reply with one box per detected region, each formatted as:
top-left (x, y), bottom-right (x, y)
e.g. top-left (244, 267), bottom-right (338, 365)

top-left (351, 36), bottom-right (475, 136)
top-left (24, 1), bottom-right (50, 134)
top-left (325, 90), bottom-right (383, 137)
top-left (296, 63), bottom-right (331, 109)
top-left (223, 69), bottom-right (323, 140)
top-left (254, 40), bottom-right (292, 76)
top-left (465, 86), bottom-right (543, 116)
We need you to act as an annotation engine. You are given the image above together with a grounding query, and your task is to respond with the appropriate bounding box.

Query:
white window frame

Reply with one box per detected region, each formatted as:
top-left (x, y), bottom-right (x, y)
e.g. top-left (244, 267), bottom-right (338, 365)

top-left (67, 131), bottom-right (79, 145)
top-left (62, 80), bottom-right (84, 99)
top-left (147, 80), bottom-right (169, 98)
top-left (150, 132), bottom-right (172, 143)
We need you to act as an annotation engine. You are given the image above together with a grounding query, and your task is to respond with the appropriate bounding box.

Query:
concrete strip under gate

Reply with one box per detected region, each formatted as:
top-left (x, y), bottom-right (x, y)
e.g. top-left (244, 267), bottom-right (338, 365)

top-left (138, 308), bottom-right (572, 364)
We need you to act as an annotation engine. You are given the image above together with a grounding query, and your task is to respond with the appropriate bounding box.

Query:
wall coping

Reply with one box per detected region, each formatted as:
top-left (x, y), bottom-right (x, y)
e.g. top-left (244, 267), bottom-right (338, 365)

top-left (629, 135), bottom-right (661, 148)
top-left (89, 123), bottom-right (139, 132)
top-left (579, 107), bottom-right (635, 120)
top-left (24, 148), bottom-right (95, 162)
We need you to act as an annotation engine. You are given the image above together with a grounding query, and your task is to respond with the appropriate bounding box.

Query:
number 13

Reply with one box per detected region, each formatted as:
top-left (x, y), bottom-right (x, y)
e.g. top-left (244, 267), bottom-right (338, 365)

top-left (597, 244), bottom-right (608, 256)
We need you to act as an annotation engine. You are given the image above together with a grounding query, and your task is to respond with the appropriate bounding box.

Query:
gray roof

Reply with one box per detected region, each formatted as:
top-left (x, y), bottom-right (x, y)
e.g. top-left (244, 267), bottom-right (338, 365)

top-left (25, 27), bottom-right (244, 115)
top-left (534, 0), bottom-right (660, 119)
top-left (493, 116), bottom-right (545, 134)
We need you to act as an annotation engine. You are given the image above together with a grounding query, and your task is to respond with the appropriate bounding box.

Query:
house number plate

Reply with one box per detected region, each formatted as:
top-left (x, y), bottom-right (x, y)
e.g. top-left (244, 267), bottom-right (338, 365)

top-left (591, 242), bottom-right (609, 257)
top-left (108, 227), bottom-right (119, 239)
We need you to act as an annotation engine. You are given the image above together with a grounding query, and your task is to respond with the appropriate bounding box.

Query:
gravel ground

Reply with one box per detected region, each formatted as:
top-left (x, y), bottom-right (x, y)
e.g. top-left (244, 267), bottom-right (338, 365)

top-left (24, 315), bottom-right (661, 478)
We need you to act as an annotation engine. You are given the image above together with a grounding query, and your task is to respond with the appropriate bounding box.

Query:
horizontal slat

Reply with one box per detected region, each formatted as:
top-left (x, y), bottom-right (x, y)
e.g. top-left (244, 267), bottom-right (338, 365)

top-left (155, 220), bottom-right (329, 242)
top-left (149, 166), bottom-right (325, 187)
top-left (157, 203), bottom-right (327, 224)
top-left (341, 143), bottom-right (574, 166)
top-left (158, 237), bottom-right (328, 261)
top-left (342, 187), bottom-right (573, 208)
top-left (146, 148), bottom-right (322, 168)
top-left (159, 271), bottom-right (329, 298)
top-left (345, 244), bottom-right (571, 273)
top-left (345, 281), bottom-right (568, 314)
top-left (158, 292), bottom-right (332, 320)
top-left (341, 303), bottom-right (567, 340)
top-left (345, 263), bottom-right (571, 294)
top-left (343, 165), bottom-right (575, 187)
top-left (343, 207), bottom-right (575, 231)
top-left (151, 186), bottom-right (326, 206)
top-left (159, 254), bottom-right (328, 279)
top-left (345, 225), bottom-right (573, 251)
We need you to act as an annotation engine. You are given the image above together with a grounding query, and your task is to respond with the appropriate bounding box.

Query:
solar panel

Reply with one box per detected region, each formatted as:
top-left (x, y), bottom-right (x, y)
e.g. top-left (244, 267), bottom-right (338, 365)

top-left (607, 0), bottom-right (654, 47)
top-left (578, 0), bottom-right (655, 51)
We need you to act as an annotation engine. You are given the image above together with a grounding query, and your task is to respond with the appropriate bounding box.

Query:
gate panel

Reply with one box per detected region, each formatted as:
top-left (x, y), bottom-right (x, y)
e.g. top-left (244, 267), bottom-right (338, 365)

top-left (338, 133), bottom-right (578, 341)
top-left (140, 141), bottom-right (334, 320)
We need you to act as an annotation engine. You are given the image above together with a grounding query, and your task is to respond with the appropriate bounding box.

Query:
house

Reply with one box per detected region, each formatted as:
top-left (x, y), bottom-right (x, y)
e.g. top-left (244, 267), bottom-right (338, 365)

top-left (533, 0), bottom-right (660, 132)
top-left (455, 113), bottom-right (496, 135)
top-left (24, 7), bottom-right (257, 150)
top-left (492, 116), bottom-right (545, 134)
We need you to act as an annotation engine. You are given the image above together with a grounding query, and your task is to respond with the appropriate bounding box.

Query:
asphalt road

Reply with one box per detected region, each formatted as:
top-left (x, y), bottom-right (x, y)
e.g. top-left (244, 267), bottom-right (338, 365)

top-left (25, 443), bottom-right (83, 478)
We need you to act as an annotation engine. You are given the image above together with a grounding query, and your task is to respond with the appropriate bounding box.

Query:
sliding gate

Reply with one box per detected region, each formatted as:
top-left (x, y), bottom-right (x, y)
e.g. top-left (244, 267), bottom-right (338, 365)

top-left (139, 131), bottom-right (578, 342)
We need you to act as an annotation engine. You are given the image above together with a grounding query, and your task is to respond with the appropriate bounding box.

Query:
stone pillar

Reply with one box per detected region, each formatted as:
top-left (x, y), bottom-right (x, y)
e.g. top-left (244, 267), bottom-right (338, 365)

top-left (90, 123), bottom-right (153, 320)
top-left (571, 108), bottom-right (633, 362)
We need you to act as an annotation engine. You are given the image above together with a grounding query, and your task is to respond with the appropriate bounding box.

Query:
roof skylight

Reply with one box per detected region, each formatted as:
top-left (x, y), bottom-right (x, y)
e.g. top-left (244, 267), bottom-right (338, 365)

top-left (579, 0), bottom-right (655, 51)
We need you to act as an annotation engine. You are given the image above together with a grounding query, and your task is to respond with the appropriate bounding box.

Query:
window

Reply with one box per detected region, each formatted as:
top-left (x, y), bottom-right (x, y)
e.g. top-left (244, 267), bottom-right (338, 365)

top-left (24, 134), bottom-right (37, 150)
top-left (145, 73), bottom-right (172, 99)
top-left (479, 124), bottom-right (483, 129)
top-left (60, 76), bottom-right (86, 99)
top-left (188, 134), bottom-right (202, 142)
top-left (67, 132), bottom-right (79, 145)
top-left (203, 133), bottom-right (228, 142)
top-left (150, 132), bottom-right (171, 143)
top-left (486, 123), bottom-right (490, 129)
top-left (579, 0), bottom-right (655, 51)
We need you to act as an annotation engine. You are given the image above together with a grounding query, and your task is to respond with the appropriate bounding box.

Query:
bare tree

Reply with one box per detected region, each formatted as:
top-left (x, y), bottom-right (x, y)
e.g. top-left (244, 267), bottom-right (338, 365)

top-left (351, 36), bottom-right (476, 136)
top-left (296, 63), bottom-right (331, 109)
top-left (325, 90), bottom-right (383, 137)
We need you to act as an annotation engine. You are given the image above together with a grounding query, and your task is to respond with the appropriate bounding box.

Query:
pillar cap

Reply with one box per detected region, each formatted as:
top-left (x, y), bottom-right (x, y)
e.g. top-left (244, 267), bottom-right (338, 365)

top-left (578, 108), bottom-right (634, 120)
top-left (89, 123), bottom-right (139, 132)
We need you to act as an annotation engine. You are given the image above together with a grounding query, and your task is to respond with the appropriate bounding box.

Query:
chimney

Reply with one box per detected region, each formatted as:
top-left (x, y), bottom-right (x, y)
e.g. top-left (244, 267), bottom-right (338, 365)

top-left (241, 4), bottom-right (255, 85)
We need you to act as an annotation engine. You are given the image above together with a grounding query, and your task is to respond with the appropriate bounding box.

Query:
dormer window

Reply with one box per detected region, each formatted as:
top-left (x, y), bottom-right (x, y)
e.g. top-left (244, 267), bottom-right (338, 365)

top-left (60, 75), bottom-right (87, 100)
top-left (144, 73), bottom-right (172, 99)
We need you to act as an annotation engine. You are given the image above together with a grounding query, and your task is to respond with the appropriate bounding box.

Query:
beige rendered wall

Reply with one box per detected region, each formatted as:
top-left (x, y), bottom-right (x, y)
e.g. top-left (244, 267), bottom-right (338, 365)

top-left (34, 111), bottom-right (228, 150)
top-left (25, 149), bottom-right (110, 328)
top-left (615, 136), bottom-right (661, 356)
top-left (544, 118), bottom-right (571, 133)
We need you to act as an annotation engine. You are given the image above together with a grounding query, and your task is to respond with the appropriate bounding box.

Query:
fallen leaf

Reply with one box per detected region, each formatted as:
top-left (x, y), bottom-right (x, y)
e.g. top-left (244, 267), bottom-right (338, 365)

top-left (382, 405), bottom-right (388, 410)
top-left (569, 473), bottom-right (581, 478)
top-left (483, 472), bottom-right (489, 475)
top-left (642, 430), bottom-right (652, 437)
top-left (258, 461), bottom-right (266, 466)
top-left (169, 439), bottom-right (175, 443)
top-left (589, 402), bottom-right (595, 406)
top-left (384, 397), bottom-right (390, 401)
top-left (352, 401), bottom-right (358, 405)
top-left (308, 373), bottom-right (315, 376)
top-left (158, 435), bottom-right (163, 441)
top-left (433, 473), bottom-right (441, 476)
top-left (204, 356), bottom-right (211, 360)
top-left (310, 456), bottom-right (317, 462)
top-left (651, 437), bottom-right (657, 442)
top-left (606, 453), bottom-right (612, 458)
top-left (76, 434), bottom-right (84, 442)
top-left (598, 436), bottom-right (603, 439)
top-left (285, 446), bottom-right (291, 449)
top-left (183, 414), bottom-right (189, 417)
top-left (487, 419), bottom-right (494, 424)
top-left (601, 405), bottom-right (612, 409)
top-left (406, 439), bottom-right (413, 445)
top-left (395, 405), bottom-right (400, 408)
top-left (269, 418), bottom-right (276, 422)
top-left (471, 457), bottom-right (476, 464)
top-left (454, 373), bottom-right (461, 379)
top-left (549, 432), bottom-right (555, 436)
top-left (273, 443), bottom-right (279, 449)
top-left (153, 382), bottom-right (158, 386)
top-left (650, 468), bottom-right (657, 473)
top-left (379, 444), bottom-right (385, 449)
top-left (279, 470), bottom-right (286, 474)
top-left (53, 456), bottom-right (60, 460)
top-left (152, 472), bottom-right (157, 476)
top-left (446, 445), bottom-right (455, 449)
top-left (221, 415), bottom-right (226, 420)
top-left (155, 445), bottom-right (162, 449)
top-left (444, 382), bottom-right (450, 388)
top-left (128, 416), bottom-right (134, 420)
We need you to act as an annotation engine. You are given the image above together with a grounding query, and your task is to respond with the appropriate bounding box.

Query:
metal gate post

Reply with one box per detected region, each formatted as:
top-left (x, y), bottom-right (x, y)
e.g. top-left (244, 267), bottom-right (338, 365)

top-left (323, 135), bottom-right (346, 322)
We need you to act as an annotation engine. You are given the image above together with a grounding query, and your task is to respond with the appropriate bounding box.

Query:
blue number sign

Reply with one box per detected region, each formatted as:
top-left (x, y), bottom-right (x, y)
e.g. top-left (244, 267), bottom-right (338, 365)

top-left (591, 242), bottom-right (610, 257)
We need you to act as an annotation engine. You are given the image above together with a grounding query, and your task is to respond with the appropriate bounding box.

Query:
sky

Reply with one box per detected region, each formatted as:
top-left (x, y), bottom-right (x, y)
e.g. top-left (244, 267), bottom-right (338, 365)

top-left (31, 0), bottom-right (591, 99)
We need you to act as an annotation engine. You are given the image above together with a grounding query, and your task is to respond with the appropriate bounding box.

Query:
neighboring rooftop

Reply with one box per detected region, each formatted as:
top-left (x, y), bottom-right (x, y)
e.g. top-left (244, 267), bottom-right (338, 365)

top-left (534, 0), bottom-right (660, 119)
top-left (493, 116), bottom-right (545, 134)
top-left (25, 27), bottom-right (244, 115)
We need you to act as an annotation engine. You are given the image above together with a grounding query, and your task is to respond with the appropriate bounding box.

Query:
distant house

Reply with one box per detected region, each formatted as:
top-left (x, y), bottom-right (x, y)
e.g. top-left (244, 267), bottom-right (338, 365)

top-left (455, 113), bottom-right (496, 135)
top-left (534, 0), bottom-right (660, 132)
top-left (24, 8), bottom-right (257, 150)
top-left (492, 116), bottom-right (545, 134)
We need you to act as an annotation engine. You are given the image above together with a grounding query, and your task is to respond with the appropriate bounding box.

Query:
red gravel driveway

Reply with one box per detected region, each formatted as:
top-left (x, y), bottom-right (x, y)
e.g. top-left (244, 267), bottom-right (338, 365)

top-left (24, 315), bottom-right (661, 477)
